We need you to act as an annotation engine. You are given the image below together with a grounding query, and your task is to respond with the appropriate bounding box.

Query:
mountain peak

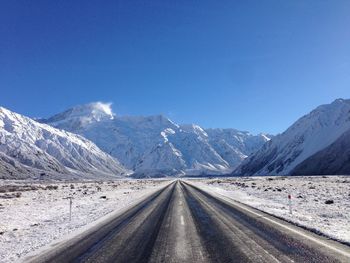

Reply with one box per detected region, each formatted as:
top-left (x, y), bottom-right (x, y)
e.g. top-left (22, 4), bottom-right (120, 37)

top-left (66, 102), bottom-right (115, 120)
top-left (333, 98), bottom-right (350, 104)
top-left (41, 102), bottom-right (115, 131)
top-left (180, 124), bottom-right (208, 138)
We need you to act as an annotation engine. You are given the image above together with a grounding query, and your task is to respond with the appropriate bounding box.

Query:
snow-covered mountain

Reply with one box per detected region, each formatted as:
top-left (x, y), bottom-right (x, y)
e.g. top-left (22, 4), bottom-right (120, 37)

top-left (291, 128), bottom-right (350, 175)
top-left (41, 102), bottom-right (271, 176)
top-left (0, 151), bottom-right (38, 179)
top-left (234, 99), bottom-right (350, 176)
top-left (206, 128), bottom-right (272, 165)
top-left (41, 102), bottom-right (114, 132)
top-left (0, 106), bottom-right (128, 179)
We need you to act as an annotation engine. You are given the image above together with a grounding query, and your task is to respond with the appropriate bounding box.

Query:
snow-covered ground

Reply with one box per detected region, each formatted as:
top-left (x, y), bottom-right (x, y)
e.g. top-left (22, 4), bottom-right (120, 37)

top-left (190, 176), bottom-right (350, 244)
top-left (0, 179), bottom-right (170, 262)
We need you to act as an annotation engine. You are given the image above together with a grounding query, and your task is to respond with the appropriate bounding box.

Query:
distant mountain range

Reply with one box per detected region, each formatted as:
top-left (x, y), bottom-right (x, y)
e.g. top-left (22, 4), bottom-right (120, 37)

top-left (1, 98), bottom-right (350, 179)
top-left (40, 103), bottom-right (270, 177)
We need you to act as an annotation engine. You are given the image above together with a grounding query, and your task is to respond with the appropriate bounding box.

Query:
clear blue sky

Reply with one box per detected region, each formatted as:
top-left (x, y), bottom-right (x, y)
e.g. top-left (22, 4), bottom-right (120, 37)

top-left (1, 1), bottom-right (349, 134)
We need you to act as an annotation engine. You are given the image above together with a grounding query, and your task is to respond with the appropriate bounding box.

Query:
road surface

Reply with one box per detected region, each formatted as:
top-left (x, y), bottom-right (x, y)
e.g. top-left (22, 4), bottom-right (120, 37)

top-left (26, 180), bottom-right (350, 263)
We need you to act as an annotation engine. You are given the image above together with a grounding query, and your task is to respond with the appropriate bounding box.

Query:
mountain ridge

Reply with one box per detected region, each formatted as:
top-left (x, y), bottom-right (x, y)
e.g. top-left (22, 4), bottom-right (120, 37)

top-left (41, 102), bottom-right (271, 176)
top-left (0, 106), bottom-right (128, 179)
top-left (233, 98), bottom-right (350, 176)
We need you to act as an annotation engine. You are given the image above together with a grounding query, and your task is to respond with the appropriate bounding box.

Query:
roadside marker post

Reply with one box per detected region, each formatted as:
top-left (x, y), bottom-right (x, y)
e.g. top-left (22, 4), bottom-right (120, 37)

top-left (68, 196), bottom-right (73, 221)
top-left (288, 194), bottom-right (292, 215)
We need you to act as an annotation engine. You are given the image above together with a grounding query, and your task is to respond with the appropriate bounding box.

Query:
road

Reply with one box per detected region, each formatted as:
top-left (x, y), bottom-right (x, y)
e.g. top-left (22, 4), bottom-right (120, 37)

top-left (27, 180), bottom-right (350, 263)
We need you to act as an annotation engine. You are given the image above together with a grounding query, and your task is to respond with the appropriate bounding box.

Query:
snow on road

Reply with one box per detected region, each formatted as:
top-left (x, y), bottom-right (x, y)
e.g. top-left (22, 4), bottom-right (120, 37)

top-left (190, 176), bottom-right (350, 244)
top-left (0, 179), bottom-right (170, 262)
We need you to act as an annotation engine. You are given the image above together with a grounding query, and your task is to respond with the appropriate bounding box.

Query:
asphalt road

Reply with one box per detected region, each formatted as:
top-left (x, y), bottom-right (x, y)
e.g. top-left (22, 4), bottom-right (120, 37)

top-left (27, 180), bottom-right (350, 263)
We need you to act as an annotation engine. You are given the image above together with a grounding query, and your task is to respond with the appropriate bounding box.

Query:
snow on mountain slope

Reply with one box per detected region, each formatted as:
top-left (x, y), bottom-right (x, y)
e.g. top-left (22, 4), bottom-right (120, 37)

top-left (41, 103), bottom-right (271, 176)
top-left (205, 128), bottom-right (271, 168)
top-left (83, 115), bottom-right (181, 170)
top-left (0, 152), bottom-right (38, 179)
top-left (0, 106), bottom-right (128, 179)
top-left (234, 99), bottom-right (350, 176)
top-left (172, 125), bottom-right (229, 170)
top-left (291, 128), bottom-right (350, 175)
top-left (134, 140), bottom-right (186, 177)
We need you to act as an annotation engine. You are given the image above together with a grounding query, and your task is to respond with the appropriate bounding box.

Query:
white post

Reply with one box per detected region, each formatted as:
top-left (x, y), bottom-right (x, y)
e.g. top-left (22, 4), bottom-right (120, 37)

top-left (69, 197), bottom-right (73, 221)
top-left (288, 194), bottom-right (292, 215)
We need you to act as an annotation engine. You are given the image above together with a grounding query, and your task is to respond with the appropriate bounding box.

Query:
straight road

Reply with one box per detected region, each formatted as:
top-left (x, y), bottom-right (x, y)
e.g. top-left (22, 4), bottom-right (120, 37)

top-left (26, 180), bottom-right (350, 263)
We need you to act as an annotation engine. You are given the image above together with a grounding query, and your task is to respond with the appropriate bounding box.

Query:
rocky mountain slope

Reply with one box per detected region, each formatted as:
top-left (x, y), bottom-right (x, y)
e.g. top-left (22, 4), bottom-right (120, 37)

top-left (234, 99), bottom-right (350, 176)
top-left (0, 107), bottom-right (128, 179)
top-left (291, 128), bottom-right (350, 175)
